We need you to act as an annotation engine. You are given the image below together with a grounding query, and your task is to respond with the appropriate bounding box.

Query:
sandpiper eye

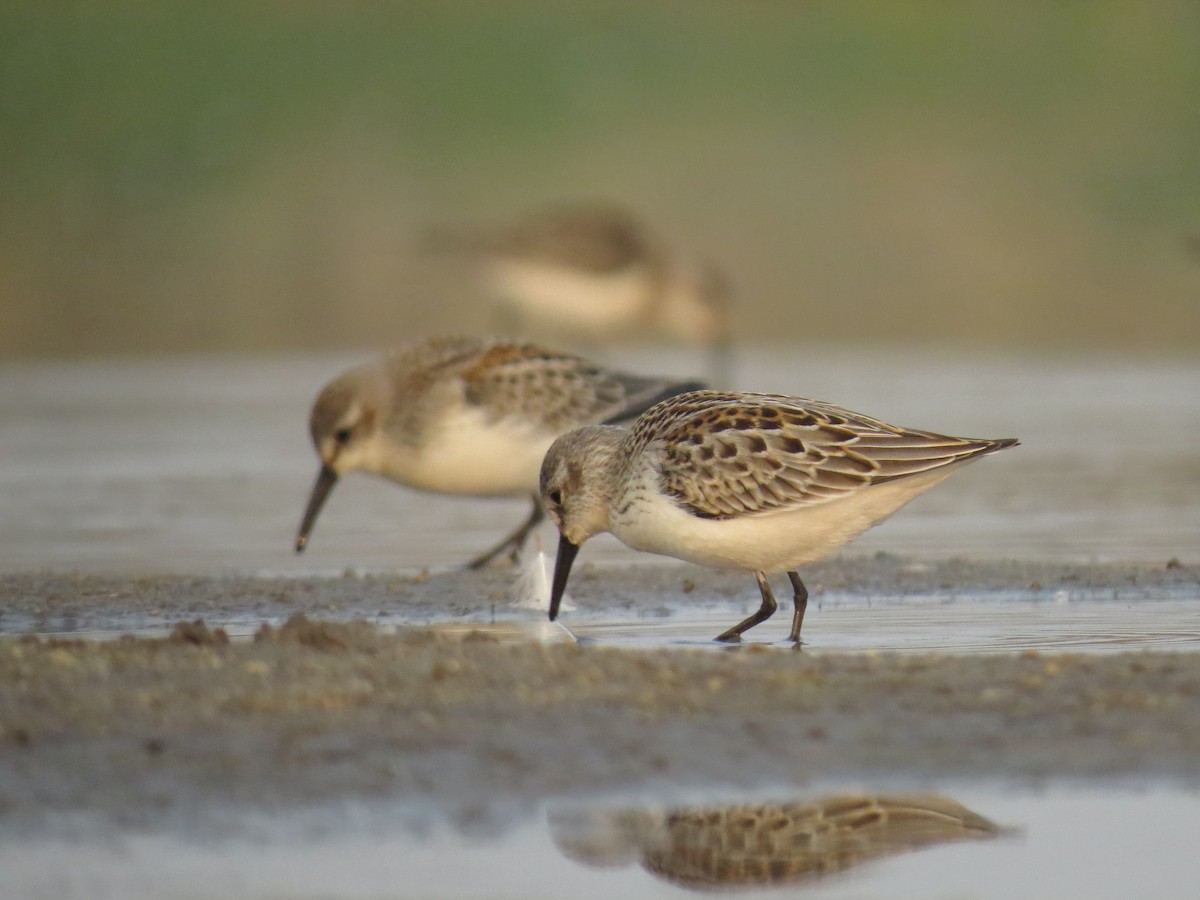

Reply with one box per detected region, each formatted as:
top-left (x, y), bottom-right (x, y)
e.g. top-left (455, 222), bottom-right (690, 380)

top-left (334, 427), bottom-right (352, 445)
top-left (548, 488), bottom-right (563, 506)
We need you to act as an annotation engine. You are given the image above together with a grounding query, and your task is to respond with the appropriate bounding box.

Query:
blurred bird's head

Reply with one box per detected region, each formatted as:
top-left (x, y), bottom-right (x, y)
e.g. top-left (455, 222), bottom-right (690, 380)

top-left (294, 365), bottom-right (389, 553)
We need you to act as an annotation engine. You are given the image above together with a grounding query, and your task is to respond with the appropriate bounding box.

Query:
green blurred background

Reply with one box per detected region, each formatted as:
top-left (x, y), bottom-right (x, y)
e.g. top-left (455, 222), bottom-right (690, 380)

top-left (2, 1), bottom-right (1198, 360)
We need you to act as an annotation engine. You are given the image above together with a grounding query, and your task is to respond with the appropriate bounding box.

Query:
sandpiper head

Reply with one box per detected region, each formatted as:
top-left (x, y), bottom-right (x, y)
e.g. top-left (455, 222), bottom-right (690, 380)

top-left (539, 425), bottom-right (622, 544)
top-left (307, 368), bottom-right (388, 473)
top-left (539, 424), bottom-right (624, 620)
top-left (294, 366), bottom-right (387, 553)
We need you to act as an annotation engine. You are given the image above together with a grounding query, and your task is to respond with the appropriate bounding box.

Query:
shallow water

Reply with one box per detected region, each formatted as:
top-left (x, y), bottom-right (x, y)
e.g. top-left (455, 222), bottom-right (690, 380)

top-left (564, 596), bottom-right (1200, 654)
top-left (3, 348), bottom-right (1198, 899)
top-left (0, 347), bottom-right (1196, 574)
top-left (2, 786), bottom-right (1197, 900)
top-left (19, 588), bottom-right (1200, 656)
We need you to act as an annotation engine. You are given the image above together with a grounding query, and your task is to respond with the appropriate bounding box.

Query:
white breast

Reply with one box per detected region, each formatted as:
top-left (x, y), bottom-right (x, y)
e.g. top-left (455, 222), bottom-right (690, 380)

top-left (610, 464), bottom-right (964, 573)
top-left (369, 404), bottom-right (554, 498)
top-left (487, 260), bottom-right (652, 335)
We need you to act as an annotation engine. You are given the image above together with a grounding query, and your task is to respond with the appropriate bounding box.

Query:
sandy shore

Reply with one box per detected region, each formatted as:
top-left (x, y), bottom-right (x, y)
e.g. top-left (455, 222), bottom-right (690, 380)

top-left (1, 557), bottom-right (1198, 837)
top-left (3, 553), bottom-right (1195, 630)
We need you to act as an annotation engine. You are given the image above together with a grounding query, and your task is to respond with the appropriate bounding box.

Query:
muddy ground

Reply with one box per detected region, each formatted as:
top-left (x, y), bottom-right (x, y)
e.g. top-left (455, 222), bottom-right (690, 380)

top-left (3, 554), bottom-right (1195, 631)
top-left (1, 556), bottom-right (1198, 837)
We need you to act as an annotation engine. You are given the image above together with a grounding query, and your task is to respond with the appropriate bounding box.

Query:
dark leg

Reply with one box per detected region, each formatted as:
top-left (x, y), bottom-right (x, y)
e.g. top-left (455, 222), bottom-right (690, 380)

top-left (464, 495), bottom-right (545, 570)
top-left (786, 571), bottom-right (809, 644)
top-left (715, 571), bottom-right (778, 642)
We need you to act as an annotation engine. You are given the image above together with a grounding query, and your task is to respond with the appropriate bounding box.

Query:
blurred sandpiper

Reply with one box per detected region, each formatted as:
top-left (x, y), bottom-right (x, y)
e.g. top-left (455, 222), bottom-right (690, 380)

top-left (295, 335), bottom-right (704, 569)
top-left (426, 205), bottom-right (733, 384)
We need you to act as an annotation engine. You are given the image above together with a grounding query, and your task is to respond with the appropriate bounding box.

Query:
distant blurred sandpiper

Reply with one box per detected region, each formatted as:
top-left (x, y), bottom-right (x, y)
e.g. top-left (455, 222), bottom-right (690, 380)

top-left (426, 204), bottom-right (733, 383)
top-left (540, 390), bottom-right (1017, 642)
top-left (295, 335), bottom-right (704, 569)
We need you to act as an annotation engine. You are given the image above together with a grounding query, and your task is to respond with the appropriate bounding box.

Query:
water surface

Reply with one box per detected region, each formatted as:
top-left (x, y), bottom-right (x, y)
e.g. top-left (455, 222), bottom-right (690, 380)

top-left (1, 348), bottom-right (1196, 573)
top-left (1, 786), bottom-right (1196, 900)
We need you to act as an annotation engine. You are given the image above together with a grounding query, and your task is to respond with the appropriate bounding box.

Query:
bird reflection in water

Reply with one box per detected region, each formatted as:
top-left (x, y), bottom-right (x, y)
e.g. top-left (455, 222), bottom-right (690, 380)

top-left (550, 794), bottom-right (1006, 890)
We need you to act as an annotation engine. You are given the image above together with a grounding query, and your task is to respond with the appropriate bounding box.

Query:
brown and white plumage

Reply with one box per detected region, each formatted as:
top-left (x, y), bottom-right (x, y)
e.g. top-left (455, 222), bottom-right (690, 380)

top-left (454, 206), bottom-right (651, 275)
top-left (551, 794), bottom-right (1004, 889)
top-left (295, 336), bottom-right (703, 569)
top-left (636, 392), bottom-right (1010, 519)
top-left (427, 205), bottom-right (733, 383)
top-left (540, 390), bottom-right (1018, 642)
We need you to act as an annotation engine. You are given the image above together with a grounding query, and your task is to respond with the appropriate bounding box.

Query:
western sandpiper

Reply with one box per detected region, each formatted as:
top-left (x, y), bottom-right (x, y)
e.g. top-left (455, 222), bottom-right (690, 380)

top-left (539, 390), bottom-right (1018, 642)
top-left (550, 794), bottom-right (1001, 888)
top-left (427, 205), bottom-right (732, 383)
top-left (295, 336), bottom-right (704, 569)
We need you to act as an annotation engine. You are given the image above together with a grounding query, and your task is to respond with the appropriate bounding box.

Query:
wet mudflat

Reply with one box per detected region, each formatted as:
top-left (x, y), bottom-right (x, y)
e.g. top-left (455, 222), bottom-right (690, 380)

top-left (1, 562), bottom-right (1199, 897)
top-left (1, 352), bottom-right (1198, 895)
top-left (0, 566), bottom-right (1198, 898)
top-left (2, 560), bottom-right (1198, 816)
top-left (5, 553), bottom-right (1197, 635)
top-left (6, 605), bottom-right (1200, 814)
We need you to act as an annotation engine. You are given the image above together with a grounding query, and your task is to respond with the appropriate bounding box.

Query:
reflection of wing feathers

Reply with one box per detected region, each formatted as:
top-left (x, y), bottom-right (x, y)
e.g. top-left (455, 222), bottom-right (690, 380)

top-left (641, 794), bottom-right (1004, 888)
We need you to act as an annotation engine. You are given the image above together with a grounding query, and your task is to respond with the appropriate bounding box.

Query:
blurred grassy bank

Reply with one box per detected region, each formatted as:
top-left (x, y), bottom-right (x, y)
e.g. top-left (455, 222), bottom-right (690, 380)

top-left (1, 1), bottom-right (1198, 359)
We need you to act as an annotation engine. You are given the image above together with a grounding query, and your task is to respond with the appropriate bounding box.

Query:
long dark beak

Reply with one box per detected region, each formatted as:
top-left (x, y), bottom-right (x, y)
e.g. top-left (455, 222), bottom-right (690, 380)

top-left (548, 534), bottom-right (580, 621)
top-left (294, 465), bottom-right (339, 553)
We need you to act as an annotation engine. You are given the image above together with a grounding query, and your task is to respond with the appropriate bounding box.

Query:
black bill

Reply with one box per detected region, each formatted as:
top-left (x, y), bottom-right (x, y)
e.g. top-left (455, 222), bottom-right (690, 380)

top-left (294, 465), bottom-right (339, 553)
top-left (549, 533), bottom-right (581, 621)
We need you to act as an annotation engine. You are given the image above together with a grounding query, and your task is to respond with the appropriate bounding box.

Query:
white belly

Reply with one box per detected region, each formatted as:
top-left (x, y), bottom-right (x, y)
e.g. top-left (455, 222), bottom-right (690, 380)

top-left (609, 466), bottom-right (963, 573)
top-left (372, 406), bottom-right (553, 498)
top-left (487, 260), bottom-right (651, 335)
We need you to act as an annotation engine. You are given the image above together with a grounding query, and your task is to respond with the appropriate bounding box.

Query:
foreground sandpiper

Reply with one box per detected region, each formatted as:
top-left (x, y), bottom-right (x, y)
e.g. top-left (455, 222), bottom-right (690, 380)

top-left (539, 390), bottom-right (1018, 642)
top-left (295, 336), bottom-right (703, 569)
top-left (427, 204), bottom-right (733, 383)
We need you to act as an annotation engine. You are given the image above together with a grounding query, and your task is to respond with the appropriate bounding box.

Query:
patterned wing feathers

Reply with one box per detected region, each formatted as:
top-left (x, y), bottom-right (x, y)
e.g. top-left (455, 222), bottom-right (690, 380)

top-left (641, 392), bottom-right (1014, 520)
top-left (461, 341), bottom-right (699, 433)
